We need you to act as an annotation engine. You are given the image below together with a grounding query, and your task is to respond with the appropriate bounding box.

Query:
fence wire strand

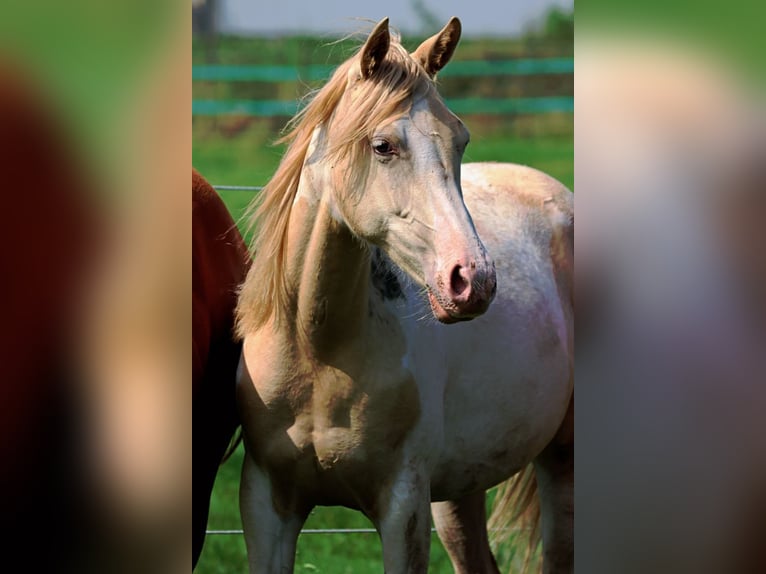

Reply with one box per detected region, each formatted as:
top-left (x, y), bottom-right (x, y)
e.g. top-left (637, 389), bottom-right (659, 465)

top-left (206, 528), bottom-right (440, 536)
top-left (213, 185), bottom-right (263, 191)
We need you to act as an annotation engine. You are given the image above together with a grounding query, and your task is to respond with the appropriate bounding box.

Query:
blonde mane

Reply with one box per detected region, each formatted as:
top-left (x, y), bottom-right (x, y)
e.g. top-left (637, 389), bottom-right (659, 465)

top-left (235, 33), bottom-right (435, 337)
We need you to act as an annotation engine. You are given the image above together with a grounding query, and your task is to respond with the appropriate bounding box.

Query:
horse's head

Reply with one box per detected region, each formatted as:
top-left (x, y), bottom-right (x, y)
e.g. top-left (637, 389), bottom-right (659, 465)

top-left (320, 18), bottom-right (496, 323)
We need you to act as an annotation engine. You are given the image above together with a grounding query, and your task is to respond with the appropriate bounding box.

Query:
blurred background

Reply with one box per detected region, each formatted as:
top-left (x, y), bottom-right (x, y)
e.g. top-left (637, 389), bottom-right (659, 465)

top-left (577, 1), bottom-right (766, 573)
top-left (192, 1), bottom-right (572, 572)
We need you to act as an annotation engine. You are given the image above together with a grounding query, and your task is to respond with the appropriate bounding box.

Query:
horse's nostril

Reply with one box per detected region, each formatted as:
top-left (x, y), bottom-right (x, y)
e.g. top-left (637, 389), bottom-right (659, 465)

top-left (450, 265), bottom-right (469, 296)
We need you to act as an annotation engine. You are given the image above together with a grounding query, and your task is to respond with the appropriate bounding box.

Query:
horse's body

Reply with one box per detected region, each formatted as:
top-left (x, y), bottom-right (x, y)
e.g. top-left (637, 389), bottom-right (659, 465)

top-left (192, 169), bottom-right (250, 567)
top-left (236, 19), bottom-right (573, 573)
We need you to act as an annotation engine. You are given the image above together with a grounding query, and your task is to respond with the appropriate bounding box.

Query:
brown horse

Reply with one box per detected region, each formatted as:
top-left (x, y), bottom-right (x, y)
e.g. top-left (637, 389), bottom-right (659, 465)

top-left (0, 59), bottom-right (100, 568)
top-left (192, 169), bottom-right (250, 567)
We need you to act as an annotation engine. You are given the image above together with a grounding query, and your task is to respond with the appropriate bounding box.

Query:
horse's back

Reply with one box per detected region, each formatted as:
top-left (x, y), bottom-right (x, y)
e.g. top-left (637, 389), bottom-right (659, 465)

top-left (461, 162), bottom-right (572, 253)
top-left (192, 169), bottom-right (250, 566)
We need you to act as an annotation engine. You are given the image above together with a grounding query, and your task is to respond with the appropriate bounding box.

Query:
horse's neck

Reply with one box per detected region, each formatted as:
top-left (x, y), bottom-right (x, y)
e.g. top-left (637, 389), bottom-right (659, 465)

top-left (284, 181), bottom-right (371, 357)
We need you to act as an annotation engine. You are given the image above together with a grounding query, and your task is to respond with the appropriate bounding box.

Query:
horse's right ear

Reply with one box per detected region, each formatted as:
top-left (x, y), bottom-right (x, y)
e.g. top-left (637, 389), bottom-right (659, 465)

top-left (360, 18), bottom-right (390, 79)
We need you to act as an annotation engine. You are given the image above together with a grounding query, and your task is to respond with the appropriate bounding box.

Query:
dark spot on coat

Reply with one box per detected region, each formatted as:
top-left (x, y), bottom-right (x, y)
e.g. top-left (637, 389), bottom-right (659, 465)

top-left (371, 248), bottom-right (405, 301)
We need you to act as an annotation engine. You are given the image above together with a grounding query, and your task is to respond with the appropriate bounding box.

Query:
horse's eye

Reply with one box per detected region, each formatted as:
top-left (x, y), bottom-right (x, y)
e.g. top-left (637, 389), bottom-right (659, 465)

top-left (372, 139), bottom-right (396, 156)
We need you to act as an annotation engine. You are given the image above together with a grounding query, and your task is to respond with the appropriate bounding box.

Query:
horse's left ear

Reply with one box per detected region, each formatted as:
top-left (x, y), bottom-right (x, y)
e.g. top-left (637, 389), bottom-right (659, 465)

top-left (412, 17), bottom-right (462, 78)
top-left (360, 18), bottom-right (391, 79)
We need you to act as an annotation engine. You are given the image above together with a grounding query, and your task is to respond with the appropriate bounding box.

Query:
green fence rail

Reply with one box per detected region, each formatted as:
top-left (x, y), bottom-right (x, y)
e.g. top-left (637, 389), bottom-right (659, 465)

top-left (192, 58), bottom-right (573, 117)
top-left (192, 96), bottom-right (573, 117)
top-left (192, 58), bottom-right (573, 82)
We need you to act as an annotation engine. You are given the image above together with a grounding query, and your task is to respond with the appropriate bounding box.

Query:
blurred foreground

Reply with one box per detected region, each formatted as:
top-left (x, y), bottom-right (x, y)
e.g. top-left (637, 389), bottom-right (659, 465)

top-left (0, 1), bottom-right (189, 572)
top-left (576, 18), bottom-right (766, 574)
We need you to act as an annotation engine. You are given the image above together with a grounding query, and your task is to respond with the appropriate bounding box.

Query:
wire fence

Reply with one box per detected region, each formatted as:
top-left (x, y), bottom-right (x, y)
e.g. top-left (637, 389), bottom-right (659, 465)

top-left (213, 185), bottom-right (263, 192)
top-left (207, 526), bottom-right (519, 536)
top-left (206, 528), bottom-right (441, 536)
top-left (207, 528), bottom-right (377, 536)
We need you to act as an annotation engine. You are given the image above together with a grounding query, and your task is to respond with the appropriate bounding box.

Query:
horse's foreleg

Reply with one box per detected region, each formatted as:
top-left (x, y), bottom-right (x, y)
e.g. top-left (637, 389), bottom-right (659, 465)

top-left (534, 395), bottom-right (574, 574)
top-left (432, 491), bottom-right (501, 574)
top-left (375, 464), bottom-right (432, 574)
top-left (240, 453), bottom-right (307, 574)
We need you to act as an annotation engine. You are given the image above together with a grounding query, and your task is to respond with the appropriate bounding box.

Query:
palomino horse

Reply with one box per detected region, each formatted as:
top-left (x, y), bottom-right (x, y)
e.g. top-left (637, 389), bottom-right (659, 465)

top-left (192, 169), bottom-right (250, 567)
top-left (236, 18), bottom-right (573, 573)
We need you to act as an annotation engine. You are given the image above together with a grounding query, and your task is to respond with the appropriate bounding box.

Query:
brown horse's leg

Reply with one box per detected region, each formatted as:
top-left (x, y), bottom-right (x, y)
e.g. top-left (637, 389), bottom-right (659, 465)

top-left (533, 395), bottom-right (574, 574)
top-left (432, 491), bottom-right (501, 574)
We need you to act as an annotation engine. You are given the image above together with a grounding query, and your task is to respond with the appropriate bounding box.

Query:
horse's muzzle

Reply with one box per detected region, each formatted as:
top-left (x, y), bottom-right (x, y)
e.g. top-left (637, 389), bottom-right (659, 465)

top-left (428, 259), bottom-right (497, 323)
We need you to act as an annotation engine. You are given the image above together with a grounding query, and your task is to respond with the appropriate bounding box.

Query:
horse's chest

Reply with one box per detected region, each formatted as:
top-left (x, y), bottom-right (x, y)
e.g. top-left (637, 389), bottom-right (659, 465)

top-left (310, 366), bottom-right (420, 467)
top-left (250, 348), bottom-right (421, 498)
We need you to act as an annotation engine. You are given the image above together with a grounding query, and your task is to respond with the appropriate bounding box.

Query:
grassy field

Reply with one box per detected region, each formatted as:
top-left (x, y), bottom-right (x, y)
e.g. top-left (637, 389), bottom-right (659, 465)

top-left (194, 30), bottom-right (570, 573)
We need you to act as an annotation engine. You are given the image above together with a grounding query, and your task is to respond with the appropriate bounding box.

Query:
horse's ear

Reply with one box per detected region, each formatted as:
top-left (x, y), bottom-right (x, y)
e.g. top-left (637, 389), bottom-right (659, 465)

top-left (360, 17), bottom-right (391, 79)
top-left (412, 17), bottom-right (462, 78)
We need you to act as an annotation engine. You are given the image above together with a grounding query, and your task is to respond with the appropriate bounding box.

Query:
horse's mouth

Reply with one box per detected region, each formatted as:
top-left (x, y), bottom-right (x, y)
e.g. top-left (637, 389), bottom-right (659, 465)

top-left (427, 289), bottom-right (465, 324)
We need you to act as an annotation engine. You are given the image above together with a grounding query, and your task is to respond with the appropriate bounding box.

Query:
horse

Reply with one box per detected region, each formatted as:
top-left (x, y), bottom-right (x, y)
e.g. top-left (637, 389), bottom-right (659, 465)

top-left (0, 57), bottom-right (100, 570)
top-left (235, 18), bottom-right (573, 573)
top-left (192, 169), bottom-right (251, 567)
